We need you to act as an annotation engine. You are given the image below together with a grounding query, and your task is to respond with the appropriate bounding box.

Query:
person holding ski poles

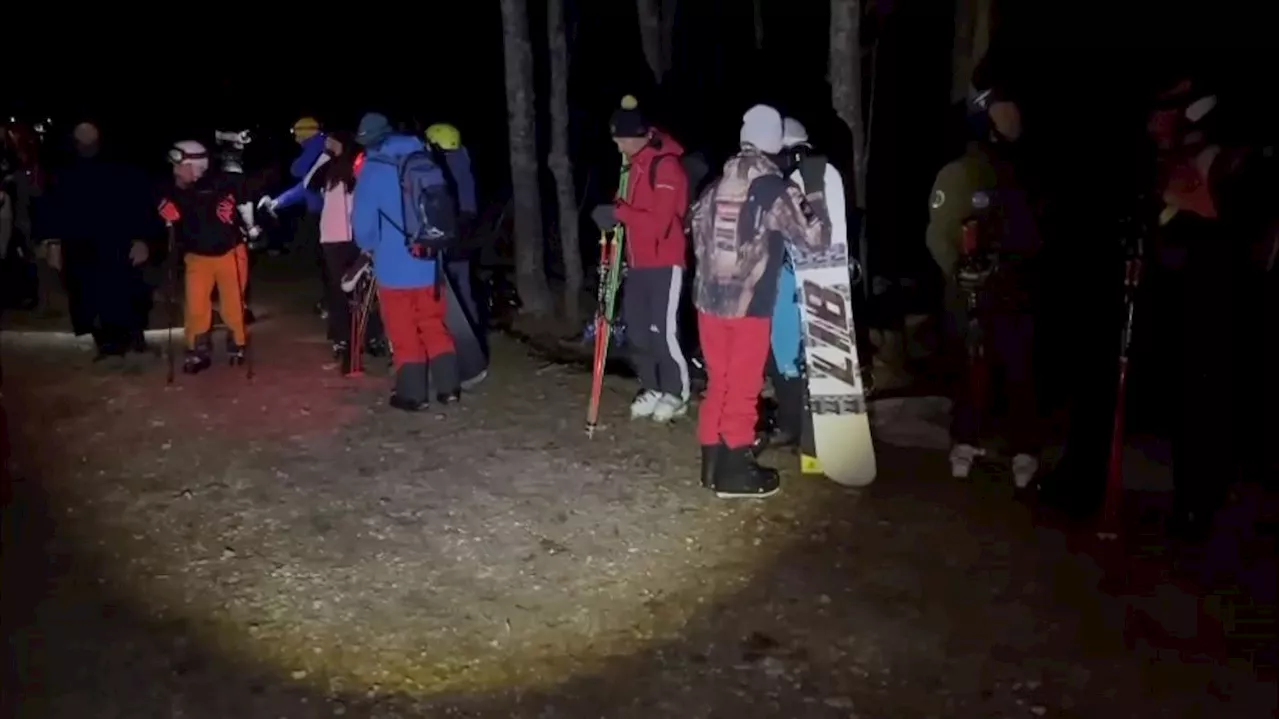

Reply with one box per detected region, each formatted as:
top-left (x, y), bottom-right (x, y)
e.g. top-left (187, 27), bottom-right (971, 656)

top-left (687, 104), bottom-right (830, 498)
top-left (157, 140), bottom-right (260, 374)
top-left (424, 123), bottom-right (484, 331)
top-left (351, 112), bottom-right (461, 411)
top-left (590, 96), bottom-right (692, 423)
top-left (926, 81), bottom-right (1042, 487)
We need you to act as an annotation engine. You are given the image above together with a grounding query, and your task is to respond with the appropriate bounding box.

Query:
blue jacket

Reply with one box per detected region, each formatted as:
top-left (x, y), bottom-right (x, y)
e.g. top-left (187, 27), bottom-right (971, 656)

top-left (274, 134), bottom-right (326, 214)
top-left (442, 146), bottom-right (477, 215)
top-left (352, 134), bottom-right (438, 289)
top-left (770, 256), bottom-right (803, 378)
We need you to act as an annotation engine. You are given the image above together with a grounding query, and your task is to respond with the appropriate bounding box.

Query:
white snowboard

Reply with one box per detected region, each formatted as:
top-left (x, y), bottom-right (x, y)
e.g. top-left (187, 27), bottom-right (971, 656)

top-left (794, 242), bottom-right (876, 486)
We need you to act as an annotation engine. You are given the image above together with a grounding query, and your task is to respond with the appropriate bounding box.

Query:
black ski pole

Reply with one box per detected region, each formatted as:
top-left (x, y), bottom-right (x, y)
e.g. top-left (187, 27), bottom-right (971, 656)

top-left (165, 223), bottom-right (177, 385)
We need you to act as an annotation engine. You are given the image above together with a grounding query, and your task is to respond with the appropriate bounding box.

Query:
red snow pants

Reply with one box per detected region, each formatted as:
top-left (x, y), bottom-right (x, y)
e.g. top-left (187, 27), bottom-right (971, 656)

top-left (377, 285), bottom-right (455, 371)
top-left (697, 312), bottom-right (771, 449)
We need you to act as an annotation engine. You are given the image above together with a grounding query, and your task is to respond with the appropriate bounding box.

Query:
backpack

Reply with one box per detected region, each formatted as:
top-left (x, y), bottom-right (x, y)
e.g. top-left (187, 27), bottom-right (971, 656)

top-left (388, 149), bottom-right (459, 261)
top-left (648, 152), bottom-right (710, 213)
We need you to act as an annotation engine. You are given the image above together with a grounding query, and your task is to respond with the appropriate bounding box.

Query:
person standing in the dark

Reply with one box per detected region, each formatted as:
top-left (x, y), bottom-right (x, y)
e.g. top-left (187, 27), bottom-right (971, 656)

top-left (925, 83), bottom-right (1043, 488)
top-left (40, 121), bottom-right (156, 359)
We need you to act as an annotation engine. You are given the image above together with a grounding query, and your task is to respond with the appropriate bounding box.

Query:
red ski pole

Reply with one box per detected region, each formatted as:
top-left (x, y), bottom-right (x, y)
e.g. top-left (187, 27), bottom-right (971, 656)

top-left (1100, 241), bottom-right (1143, 536)
top-left (585, 232), bottom-right (612, 437)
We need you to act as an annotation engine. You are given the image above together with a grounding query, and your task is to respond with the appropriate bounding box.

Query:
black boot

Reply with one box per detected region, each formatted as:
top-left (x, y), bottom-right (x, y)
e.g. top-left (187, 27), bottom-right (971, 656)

top-left (714, 445), bottom-right (781, 499)
top-left (390, 361), bottom-right (430, 411)
top-left (430, 353), bottom-right (462, 404)
top-left (700, 444), bottom-right (722, 489)
top-left (182, 350), bottom-right (212, 375)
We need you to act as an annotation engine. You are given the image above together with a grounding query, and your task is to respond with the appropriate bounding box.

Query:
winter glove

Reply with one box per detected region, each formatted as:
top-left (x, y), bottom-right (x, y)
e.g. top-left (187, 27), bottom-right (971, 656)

top-left (591, 204), bottom-right (618, 230)
top-left (129, 240), bottom-right (149, 266)
top-left (157, 199), bottom-right (181, 224)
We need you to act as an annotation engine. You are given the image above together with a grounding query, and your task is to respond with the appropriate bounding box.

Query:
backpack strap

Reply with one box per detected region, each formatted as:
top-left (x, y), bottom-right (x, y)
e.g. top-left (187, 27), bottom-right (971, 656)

top-left (648, 155), bottom-right (668, 192)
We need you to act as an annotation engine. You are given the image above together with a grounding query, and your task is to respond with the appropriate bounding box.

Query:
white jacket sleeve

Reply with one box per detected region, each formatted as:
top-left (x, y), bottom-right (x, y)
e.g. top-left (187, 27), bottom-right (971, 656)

top-left (824, 164), bottom-right (849, 252)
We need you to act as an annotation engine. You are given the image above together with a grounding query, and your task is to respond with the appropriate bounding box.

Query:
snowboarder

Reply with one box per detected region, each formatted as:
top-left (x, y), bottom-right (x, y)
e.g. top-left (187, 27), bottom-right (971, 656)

top-left (39, 121), bottom-right (156, 359)
top-left (926, 83), bottom-right (1042, 487)
top-left (351, 112), bottom-right (461, 411)
top-left (591, 96), bottom-right (692, 422)
top-left (687, 104), bottom-right (830, 498)
top-left (157, 140), bottom-right (259, 374)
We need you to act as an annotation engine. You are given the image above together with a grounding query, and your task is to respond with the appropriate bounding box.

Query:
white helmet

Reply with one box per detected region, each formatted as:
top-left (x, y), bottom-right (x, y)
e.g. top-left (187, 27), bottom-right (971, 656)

top-left (168, 140), bottom-right (209, 173)
top-left (782, 118), bottom-right (810, 149)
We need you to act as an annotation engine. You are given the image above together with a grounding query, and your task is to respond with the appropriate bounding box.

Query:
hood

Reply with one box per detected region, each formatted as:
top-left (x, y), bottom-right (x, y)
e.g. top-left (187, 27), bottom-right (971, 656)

top-left (367, 134), bottom-right (426, 162)
top-left (635, 131), bottom-right (684, 164)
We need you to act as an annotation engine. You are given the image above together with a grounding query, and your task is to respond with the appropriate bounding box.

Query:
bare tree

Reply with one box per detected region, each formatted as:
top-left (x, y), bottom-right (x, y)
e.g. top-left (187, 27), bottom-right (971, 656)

top-left (829, 0), bottom-right (866, 210)
top-left (950, 0), bottom-right (993, 103)
top-left (547, 0), bottom-right (582, 322)
top-left (636, 0), bottom-right (662, 82)
top-left (752, 0), bottom-right (765, 51)
top-left (500, 0), bottom-right (552, 316)
top-left (659, 0), bottom-right (678, 76)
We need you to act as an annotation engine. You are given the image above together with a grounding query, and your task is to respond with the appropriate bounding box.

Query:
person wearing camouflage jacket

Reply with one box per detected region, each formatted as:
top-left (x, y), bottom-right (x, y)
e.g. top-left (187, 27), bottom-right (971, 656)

top-left (688, 104), bottom-right (829, 499)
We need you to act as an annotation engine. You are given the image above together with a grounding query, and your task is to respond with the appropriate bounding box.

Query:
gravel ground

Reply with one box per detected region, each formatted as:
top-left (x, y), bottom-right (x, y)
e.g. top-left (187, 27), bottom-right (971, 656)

top-left (2, 266), bottom-right (1274, 718)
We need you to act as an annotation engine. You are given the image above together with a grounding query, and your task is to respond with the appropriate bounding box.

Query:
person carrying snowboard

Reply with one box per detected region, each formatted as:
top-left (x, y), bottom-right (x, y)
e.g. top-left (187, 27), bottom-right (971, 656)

top-left (351, 112), bottom-right (461, 411)
top-left (764, 117), bottom-right (852, 447)
top-left (926, 82), bottom-right (1042, 487)
top-left (157, 140), bottom-right (260, 374)
top-left (591, 96), bottom-right (692, 422)
top-left (688, 104), bottom-right (830, 498)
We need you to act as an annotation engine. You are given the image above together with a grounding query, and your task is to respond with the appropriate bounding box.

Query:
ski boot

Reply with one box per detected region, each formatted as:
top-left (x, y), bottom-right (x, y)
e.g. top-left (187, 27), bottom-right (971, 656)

top-left (699, 443), bottom-right (723, 489)
top-left (226, 336), bottom-right (247, 367)
top-left (713, 445), bottom-right (781, 499)
top-left (431, 353), bottom-right (462, 405)
top-left (332, 340), bottom-right (353, 375)
top-left (366, 337), bottom-right (390, 358)
top-left (183, 350), bottom-right (212, 375)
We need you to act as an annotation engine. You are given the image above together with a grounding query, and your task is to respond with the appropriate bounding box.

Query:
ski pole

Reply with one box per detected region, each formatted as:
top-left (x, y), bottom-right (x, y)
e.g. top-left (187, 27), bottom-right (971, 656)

top-left (231, 244), bottom-right (253, 380)
top-left (1100, 233), bottom-right (1143, 537)
top-left (165, 223), bottom-right (177, 385)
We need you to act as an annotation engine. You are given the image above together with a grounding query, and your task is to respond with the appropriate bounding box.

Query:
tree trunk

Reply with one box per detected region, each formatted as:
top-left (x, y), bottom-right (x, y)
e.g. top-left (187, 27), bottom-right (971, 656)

top-left (547, 0), bottom-right (582, 323)
top-left (829, 0), bottom-right (866, 209)
top-left (752, 0), bottom-right (765, 51)
top-left (950, 0), bottom-right (992, 103)
top-left (500, 0), bottom-right (552, 316)
top-left (659, 0), bottom-right (678, 78)
top-left (636, 0), bottom-right (662, 83)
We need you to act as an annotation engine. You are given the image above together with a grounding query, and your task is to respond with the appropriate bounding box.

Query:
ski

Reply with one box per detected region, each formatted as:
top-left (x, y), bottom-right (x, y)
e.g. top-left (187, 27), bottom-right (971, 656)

top-left (794, 242), bottom-right (876, 486)
top-left (585, 158), bottom-right (630, 437)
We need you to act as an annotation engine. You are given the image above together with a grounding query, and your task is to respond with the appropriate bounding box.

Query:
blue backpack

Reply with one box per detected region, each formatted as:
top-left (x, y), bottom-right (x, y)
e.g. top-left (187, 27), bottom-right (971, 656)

top-left (385, 149), bottom-right (459, 261)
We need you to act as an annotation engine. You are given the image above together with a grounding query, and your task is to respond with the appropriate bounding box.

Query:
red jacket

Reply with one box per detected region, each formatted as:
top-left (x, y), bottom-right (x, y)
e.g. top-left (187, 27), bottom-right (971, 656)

top-left (615, 133), bottom-right (689, 269)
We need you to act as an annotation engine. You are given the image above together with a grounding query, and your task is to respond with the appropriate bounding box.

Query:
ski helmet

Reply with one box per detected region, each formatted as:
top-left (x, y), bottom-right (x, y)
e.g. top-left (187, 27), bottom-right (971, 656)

top-left (782, 118), bottom-right (811, 149)
top-left (168, 140), bottom-right (209, 173)
top-left (425, 123), bottom-right (461, 150)
top-left (292, 117), bottom-right (321, 141)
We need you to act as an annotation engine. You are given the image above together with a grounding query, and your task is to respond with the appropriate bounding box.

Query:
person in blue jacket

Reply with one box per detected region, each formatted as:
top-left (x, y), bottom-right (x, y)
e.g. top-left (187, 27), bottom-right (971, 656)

top-left (352, 113), bottom-right (460, 412)
top-left (260, 117), bottom-right (329, 308)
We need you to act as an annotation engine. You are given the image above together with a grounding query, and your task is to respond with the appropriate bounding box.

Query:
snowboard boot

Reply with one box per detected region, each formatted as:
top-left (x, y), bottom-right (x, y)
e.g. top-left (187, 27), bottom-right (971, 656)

top-left (714, 445), bottom-right (781, 499)
top-left (430, 352), bottom-right (462, 405)
top-left (699, 443), bottom-right (722, 489)
top-left (390, 361), bottom-right (430, 412)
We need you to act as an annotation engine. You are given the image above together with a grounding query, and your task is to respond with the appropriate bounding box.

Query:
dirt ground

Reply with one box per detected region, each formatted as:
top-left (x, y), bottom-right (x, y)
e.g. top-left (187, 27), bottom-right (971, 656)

top-left (2, 262), bottom-right (1275, 718)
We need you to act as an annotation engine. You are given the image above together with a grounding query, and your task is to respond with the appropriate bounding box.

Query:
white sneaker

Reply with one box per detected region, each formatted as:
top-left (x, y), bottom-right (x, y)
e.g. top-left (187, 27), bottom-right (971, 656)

top-left (1012, 453), bottom-right (1039, 489)
top-left (949, 443), bottom-right (983, 478)
top-left (651, 393), bottom-right (688, 422)
top-left (630, 390), bottom-right (664, 419)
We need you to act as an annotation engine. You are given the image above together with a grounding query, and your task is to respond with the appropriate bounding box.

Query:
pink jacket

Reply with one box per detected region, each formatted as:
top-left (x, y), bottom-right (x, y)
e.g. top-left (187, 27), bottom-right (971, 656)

top-left (320, 182), bottom-right (354, 244)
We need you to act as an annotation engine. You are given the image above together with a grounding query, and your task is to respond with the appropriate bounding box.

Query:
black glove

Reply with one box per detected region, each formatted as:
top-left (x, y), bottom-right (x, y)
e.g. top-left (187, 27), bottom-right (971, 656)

top-left (591, 204), bottom-right (618, 230)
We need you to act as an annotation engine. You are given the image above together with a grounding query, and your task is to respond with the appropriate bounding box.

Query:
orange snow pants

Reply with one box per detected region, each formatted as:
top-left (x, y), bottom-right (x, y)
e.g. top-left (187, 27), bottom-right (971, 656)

top-left (184, 246), bottom-right (248, 348)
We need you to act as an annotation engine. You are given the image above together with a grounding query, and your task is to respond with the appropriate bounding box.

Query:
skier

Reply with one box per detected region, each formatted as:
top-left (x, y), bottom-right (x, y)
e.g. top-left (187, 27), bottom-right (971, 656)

top-left (926, 82), bottom-right (1042, 487)
top-left (39, 121), bottom-right (156, 358)
top-left (157, 140), bottom-right (260, 373)
top-left (765, 117), bottom-right (851, 447)
top-left (590, 96), bottom-right (692, 422)
top-left (259, 117), bottom-right (327, 310)
top-left (351, 112), bottom-right (461, 410)
top-left (214, 129), bottom-right (264, 323)
top-left (687, 104), bottom-right (829, 498)
top-left (424, 122), bottom-right (483, 329)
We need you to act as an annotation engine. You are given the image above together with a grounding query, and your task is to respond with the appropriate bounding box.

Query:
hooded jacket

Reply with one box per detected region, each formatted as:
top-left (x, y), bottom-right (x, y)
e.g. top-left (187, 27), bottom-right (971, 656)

top-left (614, 132), bottom-right (689, 269)
top-left (351, 134), bottom-right (438, 289)
top-left (273, 133), bottom-right (327, 214)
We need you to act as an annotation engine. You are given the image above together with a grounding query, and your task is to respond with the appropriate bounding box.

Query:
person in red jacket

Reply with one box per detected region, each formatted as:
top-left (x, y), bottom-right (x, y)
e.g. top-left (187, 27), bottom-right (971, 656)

top-left (591, 96), bottom-right (691, 422)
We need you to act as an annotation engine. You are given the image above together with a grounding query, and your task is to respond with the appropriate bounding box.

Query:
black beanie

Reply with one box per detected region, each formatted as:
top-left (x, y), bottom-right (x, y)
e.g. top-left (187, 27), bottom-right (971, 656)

top-left (609, 95), bottom-right (648, 138)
